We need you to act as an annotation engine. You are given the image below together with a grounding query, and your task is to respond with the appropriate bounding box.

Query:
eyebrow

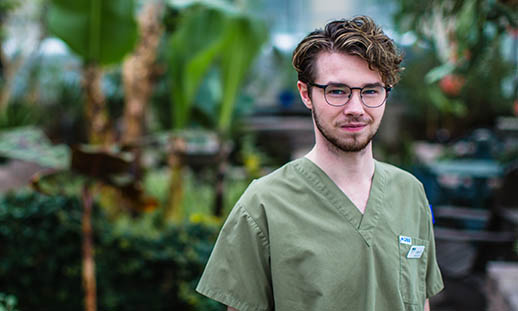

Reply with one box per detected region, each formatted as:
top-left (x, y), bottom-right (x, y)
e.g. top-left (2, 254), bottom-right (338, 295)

top-left (327, 82), bottom-right (385, 88)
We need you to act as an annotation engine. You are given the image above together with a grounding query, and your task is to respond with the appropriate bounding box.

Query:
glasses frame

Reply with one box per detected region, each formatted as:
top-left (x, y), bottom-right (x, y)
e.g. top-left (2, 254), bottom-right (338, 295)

top-left (309, 82), bottom-right (392, 108)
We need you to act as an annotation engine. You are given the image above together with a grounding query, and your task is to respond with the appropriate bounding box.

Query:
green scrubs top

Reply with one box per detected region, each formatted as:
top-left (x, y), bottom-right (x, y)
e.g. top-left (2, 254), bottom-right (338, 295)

top-left (196, 158), bottom-right (444, 311)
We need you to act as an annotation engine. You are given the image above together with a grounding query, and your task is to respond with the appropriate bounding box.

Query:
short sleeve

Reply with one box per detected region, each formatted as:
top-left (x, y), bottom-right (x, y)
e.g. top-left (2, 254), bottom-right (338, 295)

top-left (196, 204), bottom-right (273, 311)
top-left (420, 185), bottom-right (444, 298)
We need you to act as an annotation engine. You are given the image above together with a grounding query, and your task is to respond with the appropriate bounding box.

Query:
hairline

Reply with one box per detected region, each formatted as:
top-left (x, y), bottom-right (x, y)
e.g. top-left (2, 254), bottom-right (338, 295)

top-left (310, 51), bottom-right (385, 85)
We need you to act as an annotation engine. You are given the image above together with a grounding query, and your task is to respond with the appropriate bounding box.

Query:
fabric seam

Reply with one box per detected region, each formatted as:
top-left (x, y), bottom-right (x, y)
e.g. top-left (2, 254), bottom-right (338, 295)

top-left (196, 285), bottom-right (269, 311)
top-left (239, 204), bottom-right (270, 248)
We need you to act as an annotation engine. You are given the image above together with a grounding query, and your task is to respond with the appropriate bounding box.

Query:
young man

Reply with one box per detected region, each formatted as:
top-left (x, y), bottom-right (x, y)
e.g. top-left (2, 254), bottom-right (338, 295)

top-left (196, 16), bottom-right (444, 311)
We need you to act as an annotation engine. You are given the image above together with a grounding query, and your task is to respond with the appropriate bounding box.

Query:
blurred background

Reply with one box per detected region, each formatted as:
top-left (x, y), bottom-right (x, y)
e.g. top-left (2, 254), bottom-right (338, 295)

top-left (0, 0), bottom-right (517, 310)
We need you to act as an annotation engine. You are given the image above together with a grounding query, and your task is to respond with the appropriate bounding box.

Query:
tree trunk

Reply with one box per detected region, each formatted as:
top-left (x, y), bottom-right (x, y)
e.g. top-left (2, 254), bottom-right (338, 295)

top-left (82, 64), bottom-right (112, 146)
top-left (214, 155), bottom-right (227, 217)
top-left (81, 184), bottom-right (97, 311)
top-left (121, 1), bottom-right (163, 146)
top-left (214, 139), bottom-right (231, 217)
top-left (166, 135), bottom-right (186, 222)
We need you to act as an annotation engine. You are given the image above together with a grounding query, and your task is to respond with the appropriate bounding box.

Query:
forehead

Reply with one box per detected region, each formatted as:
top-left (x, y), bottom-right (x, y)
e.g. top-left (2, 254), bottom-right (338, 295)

top-left (313, 52), bottom-right (382, 85)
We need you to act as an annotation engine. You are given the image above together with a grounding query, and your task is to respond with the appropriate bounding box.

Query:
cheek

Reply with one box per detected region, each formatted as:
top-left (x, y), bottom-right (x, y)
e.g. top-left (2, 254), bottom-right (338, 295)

top-left (369, 107), bottom-right (385, 123)
top-left (313, 102), bottom-right (334, 120)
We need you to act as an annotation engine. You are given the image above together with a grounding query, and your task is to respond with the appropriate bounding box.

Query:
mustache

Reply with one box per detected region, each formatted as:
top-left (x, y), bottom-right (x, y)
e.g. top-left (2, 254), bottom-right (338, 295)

top-left (336, 117), bottom-right (372, 125)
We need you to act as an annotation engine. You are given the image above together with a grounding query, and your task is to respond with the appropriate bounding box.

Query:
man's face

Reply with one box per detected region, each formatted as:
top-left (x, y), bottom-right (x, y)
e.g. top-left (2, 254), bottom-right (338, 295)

top-left (298, 52), bottom-right (386, 153)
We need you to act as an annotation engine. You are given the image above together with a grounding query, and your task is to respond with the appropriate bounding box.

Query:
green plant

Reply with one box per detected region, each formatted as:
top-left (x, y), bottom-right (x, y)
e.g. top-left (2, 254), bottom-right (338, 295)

top-left (0, 190), bottom-right (226, 311)
top-left (0, 103), bottom-right (38, 129)
top-left (164, 0), bottom-right (267, 219)
top-left (166, 0), bottom-right (267, 132)
top-left (0, 191), bottom-right (84, 309)
top-left (216, 11), bottom-right (267, 134)
top-left (142, 166), bottom-right (248, 222)
top-left (47, 0), bottom-right (137, 66)
top-left (0, 293), bottom-right (19, 311)
top-left (392, 0), bottom-right (517, 139)
top-left (394, 0), bottom-right (517, 68)
top-left (167, 4), bottom-right (226, 130)
top-left (47, 0), bottom-right (138, 145)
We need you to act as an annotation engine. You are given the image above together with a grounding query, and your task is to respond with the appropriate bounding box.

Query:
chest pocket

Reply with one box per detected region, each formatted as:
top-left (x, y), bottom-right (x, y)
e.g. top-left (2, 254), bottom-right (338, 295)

top-left (399, 236), bottom-right (429, 306)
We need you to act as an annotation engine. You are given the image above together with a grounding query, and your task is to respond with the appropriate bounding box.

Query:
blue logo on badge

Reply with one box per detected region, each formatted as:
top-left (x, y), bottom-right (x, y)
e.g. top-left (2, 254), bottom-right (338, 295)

top-left (399, 236), bottom-right (412, 245)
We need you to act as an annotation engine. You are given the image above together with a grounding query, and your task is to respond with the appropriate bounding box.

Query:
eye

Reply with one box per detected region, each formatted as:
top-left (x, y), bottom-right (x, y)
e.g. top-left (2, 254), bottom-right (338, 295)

top-left (328, 89), bottom-right (344, 95)
top-left (326, 86), bottom-right (349, 97)
top-left (362, 87), bottom-right (382, 97)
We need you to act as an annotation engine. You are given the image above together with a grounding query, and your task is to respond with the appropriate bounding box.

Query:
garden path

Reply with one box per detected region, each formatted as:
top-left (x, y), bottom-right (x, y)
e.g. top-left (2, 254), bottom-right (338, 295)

top-left (0, 160), bottom-right (48, 193)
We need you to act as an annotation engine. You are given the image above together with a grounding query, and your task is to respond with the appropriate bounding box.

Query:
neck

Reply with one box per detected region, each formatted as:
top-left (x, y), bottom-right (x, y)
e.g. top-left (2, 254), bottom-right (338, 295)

top-left (305, 140), bottom-right (375, 185)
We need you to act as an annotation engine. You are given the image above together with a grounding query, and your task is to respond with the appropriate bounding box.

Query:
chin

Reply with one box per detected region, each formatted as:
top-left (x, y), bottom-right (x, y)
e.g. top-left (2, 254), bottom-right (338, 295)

top-left (324, 136), bottom-right (372, 153)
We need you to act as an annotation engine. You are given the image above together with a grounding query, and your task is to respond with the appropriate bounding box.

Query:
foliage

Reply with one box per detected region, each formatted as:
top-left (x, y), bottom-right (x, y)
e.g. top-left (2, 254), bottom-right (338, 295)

top-left (0, 127), bottom-right (70, 169)
top-left (394, 0), bottom-right (517, 67)
top-left (0, 0), bottom-right (19, 16)
top-left (0, 191), bottom-right (84, 309)
top-left (3, 51), bottom-right (87, 143)
top-left (0, 0), bottom-right (20, 42)
top-left (395, 42), bottom-right (512, 139)
top-left (166, 1), bottom-right (267, 133)
top-left (168, 4), bottom-right (227, 129)
top-left (392, 0), bottom-right (517, 138)
top-left (142, 166), bottom-right (248, 221)
top-left (0, 190), bottom-right (225, 311)
top-left (191, 67), bottom-right (255, 131)
top-left (217, 11), bottom-right (268, 134)
top-left (239, 134), bottom-right (273, 179)
top-left (0, 293), bottom-right (19, 311)
top-left (47, 0), bottom-right (138, 65)
top-left (0, 103), bottom-right (38, 130)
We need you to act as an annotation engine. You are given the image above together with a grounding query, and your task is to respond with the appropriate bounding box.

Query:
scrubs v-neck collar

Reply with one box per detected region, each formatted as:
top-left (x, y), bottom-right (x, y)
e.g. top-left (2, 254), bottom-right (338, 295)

top-left (294, 157), bottom-right (386, 246)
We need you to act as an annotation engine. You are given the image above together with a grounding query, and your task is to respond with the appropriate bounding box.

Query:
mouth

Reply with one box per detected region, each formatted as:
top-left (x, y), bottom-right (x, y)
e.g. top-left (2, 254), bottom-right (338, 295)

top-left (340, 123), bottom-right (367, 132)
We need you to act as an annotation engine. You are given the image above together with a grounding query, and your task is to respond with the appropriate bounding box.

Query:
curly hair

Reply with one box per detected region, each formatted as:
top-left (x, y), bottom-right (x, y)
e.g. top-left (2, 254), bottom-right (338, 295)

top-left (292, 16), bottom-right (403, 87)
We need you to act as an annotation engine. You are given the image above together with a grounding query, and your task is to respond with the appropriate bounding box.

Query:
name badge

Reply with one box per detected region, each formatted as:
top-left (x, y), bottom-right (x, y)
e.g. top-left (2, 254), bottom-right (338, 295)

top-left (407, 245), bottom-right (425, 259)
top-left (399, 235), bottom-right (412, 245)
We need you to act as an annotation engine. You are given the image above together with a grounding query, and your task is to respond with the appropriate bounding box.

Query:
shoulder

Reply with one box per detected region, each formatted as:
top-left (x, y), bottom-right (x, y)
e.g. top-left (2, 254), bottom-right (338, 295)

top-left (243, 158), bottom-right (304, 195)
top-left (376, 160), bottom-right (430, 212)
top-left (376, 160), bottom-right (424, 189)
top-left (232, 159), bottom-right (304, 223)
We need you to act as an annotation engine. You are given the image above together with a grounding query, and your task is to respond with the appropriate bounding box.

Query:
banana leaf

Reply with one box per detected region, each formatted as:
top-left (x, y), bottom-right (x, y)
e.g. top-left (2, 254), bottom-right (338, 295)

top-left (168, 5), bottom-right (227, 129)
top-left (47, 0), bottom-right (137, 65)
top-left (217, 14), bottom-right (267, 134)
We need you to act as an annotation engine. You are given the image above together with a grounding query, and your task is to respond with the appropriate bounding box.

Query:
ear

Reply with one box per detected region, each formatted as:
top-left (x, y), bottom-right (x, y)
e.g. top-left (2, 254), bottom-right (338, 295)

top-left (297, 81), bottom-right (313, 110)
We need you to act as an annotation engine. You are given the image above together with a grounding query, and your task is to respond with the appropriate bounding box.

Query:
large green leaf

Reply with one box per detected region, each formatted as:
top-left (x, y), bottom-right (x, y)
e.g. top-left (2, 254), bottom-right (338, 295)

top-left (168, 5), bottom-right (227, 129)
top-left (47, 0), bottom-right (137, 65)
top-left (217, 15), bottom-right (267, 134)
top-left (167, 3), bottom-right (267, 131)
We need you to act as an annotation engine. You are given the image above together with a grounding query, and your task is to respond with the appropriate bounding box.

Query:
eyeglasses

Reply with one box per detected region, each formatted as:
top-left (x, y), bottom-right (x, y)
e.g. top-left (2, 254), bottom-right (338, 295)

top-left (309, 82), bottom-right (391, 108)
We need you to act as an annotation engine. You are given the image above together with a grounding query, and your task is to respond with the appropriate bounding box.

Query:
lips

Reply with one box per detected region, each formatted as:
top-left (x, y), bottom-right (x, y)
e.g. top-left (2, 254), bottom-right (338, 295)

top-left (339, 123), bottom-right (368, 132)
top-left (342, 123), bottom-right (366, 128)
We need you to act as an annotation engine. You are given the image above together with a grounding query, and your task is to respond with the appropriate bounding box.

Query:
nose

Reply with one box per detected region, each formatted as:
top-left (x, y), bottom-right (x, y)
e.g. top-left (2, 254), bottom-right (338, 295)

top-left (342, 90), bottom-right (364, 116)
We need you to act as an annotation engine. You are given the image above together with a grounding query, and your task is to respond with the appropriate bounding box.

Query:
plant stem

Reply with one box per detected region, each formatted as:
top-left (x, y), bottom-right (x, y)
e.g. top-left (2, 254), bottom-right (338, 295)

top-left (82, 184), bottom-right (97, 311)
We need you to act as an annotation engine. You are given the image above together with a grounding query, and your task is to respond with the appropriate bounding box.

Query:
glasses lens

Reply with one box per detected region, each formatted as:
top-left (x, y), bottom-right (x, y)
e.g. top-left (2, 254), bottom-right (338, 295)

top-left (361, 86), bottom-right (386, 108)
top-left (324, 85), bottom-right (351, 106)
